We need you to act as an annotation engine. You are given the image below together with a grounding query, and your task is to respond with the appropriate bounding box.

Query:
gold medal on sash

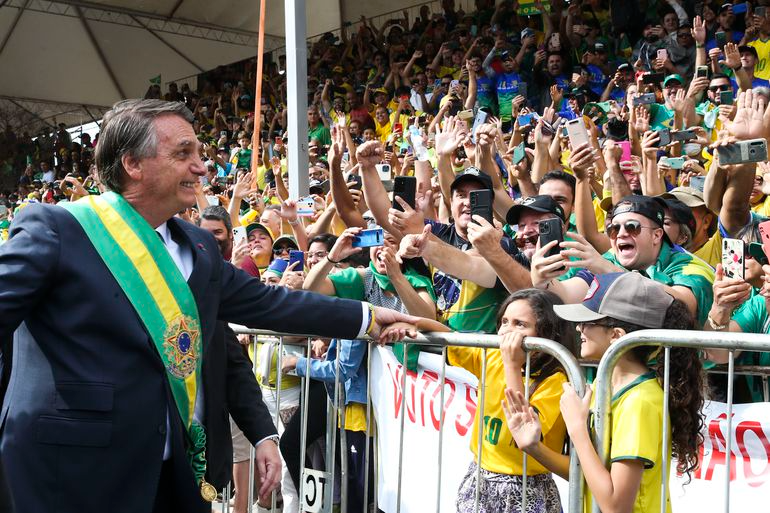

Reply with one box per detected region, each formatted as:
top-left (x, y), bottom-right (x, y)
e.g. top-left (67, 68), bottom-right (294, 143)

top-left (200, 479), bottom-right (218, 502)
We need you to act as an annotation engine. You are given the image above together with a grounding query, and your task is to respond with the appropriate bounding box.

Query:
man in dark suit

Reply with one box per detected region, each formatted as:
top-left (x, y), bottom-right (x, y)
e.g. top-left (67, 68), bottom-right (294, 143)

top-left (0, 99), bottom-right (417, 513)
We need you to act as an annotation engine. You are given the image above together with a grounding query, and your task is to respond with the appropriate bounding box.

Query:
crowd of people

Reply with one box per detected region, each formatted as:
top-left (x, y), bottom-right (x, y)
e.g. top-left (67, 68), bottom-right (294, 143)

top-left (5, 0), bottom-right (770, 512)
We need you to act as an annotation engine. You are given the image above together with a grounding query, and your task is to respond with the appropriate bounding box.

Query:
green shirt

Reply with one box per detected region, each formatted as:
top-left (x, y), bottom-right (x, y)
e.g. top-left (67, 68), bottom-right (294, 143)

top-left (308, 123), bottom-right (331, 146)
top-left (602, 243), bottom-right (715, 326)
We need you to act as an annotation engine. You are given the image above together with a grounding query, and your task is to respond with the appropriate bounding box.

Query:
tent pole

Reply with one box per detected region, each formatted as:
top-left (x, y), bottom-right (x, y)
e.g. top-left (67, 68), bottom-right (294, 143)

top-left (284, 0), bottom-right (308, 200)
top-left (250, 0), bottom-right (267, 186)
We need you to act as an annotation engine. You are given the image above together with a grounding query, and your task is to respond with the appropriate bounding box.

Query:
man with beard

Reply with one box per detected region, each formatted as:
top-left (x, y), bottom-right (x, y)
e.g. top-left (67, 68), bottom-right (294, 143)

top-left (600, 63), bottom-right (635, 105)
top-left (466, 53), bottom-right (497, 114)
top-left (632, 19), bottom-right (668, 71)
top-left (534, 52), bottom-right (571, 111)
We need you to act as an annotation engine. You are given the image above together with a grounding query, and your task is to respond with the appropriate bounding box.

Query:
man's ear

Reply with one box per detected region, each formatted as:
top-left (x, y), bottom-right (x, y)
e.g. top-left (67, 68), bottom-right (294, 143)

top-left (121, 153), bottom-right (142, 181)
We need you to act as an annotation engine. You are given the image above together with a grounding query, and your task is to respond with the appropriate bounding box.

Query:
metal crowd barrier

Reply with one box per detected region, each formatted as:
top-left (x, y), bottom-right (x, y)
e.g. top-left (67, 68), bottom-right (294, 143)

top-left (591, 329), bottom-right (770, 513)
top-left (223, 328), bottom-right (587, 513)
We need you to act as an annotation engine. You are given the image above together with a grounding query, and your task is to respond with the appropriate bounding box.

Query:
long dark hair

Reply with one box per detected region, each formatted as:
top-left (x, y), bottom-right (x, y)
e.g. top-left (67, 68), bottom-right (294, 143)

top-left (496, 289), bottom-right (578, 387)
top-left (598, 299), bottom-right (705, 477)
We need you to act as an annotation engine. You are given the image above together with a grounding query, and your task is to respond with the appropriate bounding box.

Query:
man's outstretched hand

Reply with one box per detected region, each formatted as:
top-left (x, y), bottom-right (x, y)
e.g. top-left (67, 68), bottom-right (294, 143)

top-left (369, 306), bottom-right (420, 345)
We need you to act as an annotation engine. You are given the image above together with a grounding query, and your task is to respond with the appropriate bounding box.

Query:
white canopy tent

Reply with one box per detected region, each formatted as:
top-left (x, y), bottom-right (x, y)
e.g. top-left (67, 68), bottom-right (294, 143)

top-left (0, 0), bottom-right (451, 134)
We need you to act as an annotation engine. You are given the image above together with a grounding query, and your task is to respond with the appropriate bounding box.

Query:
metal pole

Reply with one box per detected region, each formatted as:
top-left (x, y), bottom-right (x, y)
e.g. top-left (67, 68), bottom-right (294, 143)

top-left (435, 347), bottom-right (447, 513)
top-left (339, 354), bottom-right (349, 513)
top-left (248, 336), bottom-right (257, 513)
top-left (284, 0), bottom-right (309, 199)
top-left (273, 338), bottom-right (284, 513)
top-left (521, 351), bottom-right (531, 512)
top-left (395, 343), bottom-right (409, 513)
top-left (299, 338), bottom-right (312, 510)
top-left (724, 350), bottom-right (735, 512)
top-left (363, 343), bottom-right (373, 513)
top-left (473, 349), bottom-right (488, 513)
top-left (660, 347), bottom-right (671, 513)
top-left (331, 349), bottom-right (341, 513)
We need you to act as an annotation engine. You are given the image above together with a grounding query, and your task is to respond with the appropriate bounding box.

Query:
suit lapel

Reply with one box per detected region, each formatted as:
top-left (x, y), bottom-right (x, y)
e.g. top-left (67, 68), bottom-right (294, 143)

top-left (167, 217), bottom-right (211, 308)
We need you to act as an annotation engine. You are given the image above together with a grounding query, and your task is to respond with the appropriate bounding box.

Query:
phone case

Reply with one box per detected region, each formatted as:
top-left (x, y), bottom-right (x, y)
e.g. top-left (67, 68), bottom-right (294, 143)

top-left (539, 218), bottom-right (564, 258)
top-left (722, 238), bottom-right (745, 280)
top-left (759, 220), bottom-right (770, 261)
top-left (352, 228), bottom-right (384, 248)
top-left (296, 196), bottom-right (315, 217)
top-left (289, 250), bottom-right (305, 270)
top-left (393, 176), bottom-right (416, 211)
top-left (566, 118), bottom-right (589, 148)
top-left (718, 139), bottom-right (768, 165)
top-left (470, 190), bottom-right (494, 224)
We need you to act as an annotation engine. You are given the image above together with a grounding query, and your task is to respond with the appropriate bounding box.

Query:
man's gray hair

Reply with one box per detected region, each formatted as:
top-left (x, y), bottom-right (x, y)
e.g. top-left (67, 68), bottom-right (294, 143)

top-left (95, 99), bottom-right (194, 193)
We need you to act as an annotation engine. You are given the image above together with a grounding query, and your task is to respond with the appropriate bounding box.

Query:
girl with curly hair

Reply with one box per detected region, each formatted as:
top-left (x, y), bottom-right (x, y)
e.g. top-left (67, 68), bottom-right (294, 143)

top-left (505, 272), bottom-right (704, 513)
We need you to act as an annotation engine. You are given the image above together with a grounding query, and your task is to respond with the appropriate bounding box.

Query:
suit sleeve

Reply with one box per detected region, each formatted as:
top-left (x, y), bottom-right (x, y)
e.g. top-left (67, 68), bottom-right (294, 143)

top-left (0, 205), bottom-right (59, 339)
top-left (224, 326), bottom-right (278, 444)
top-left (217, 259), bottom-right (365, 340)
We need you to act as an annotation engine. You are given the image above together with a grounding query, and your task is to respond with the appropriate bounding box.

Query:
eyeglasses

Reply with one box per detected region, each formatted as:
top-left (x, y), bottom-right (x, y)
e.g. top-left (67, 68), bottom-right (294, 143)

top-left (577, 321), bottom-right (611, 331)
top-left (307, 250), bottom-right (328, 259)
top-left (273, 246), bottom-right (293, 255)
top-left (606, 220), bottom-right (656, 240)
top-left (709, 85), bottom-right (730, 92)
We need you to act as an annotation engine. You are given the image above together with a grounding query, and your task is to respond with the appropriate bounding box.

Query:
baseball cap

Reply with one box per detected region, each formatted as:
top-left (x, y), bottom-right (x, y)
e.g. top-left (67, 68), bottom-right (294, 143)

top-left (245, 222), bottom-right (274, 242)
top-left (592, 42), bottom-right (607, 53)
top-left (553, 272), bottom-right (674, 328)
top-left (617, 63), bottom-right (633, 73)
top-left (332, 66), bottom-right (344, 74)
top-left (506, 195), bottom-right (566, 225)
top-left (611, 195), bottom-right (666, 228)
top-left (739, 45), bottom-right (759, 59)
top-left (373, 87), bottom-right (389, 96)
top-left (272, 235), bottom-right (299, 251)
top-left (663, 74), bottom-right (684, 86)
top-left (263, 258), bottom-right (289, 279)
top-left (720, 3), bottom-right (733, 13)
top-left (501, 50), bottom-right (514, 61)
top-left (662, 197), bottom-right (697, 235)
top-left (451, 167), bottom-right (493, 192)
top-left (660, 186), bottom-right (718, 235)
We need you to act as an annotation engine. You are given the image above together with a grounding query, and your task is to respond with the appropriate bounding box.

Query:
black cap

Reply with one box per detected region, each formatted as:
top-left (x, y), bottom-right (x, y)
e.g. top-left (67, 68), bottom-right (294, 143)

top-left (506, 195), bottom-right (566, 225)
top-left (739, 45), bottom-right (759, 59)
top-left (500, 50), bottom-right (513, 61)
top-left (611, 195), bottom-right (666, 228)
top-left (662, 197), bottom-right (697, 235)
top-left (451, 167), bottom-right (493, 191)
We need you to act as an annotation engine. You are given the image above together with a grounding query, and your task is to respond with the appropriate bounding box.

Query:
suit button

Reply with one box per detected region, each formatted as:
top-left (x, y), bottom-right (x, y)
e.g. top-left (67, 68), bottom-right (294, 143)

top-left (158, 424), bottom-right (167, 435)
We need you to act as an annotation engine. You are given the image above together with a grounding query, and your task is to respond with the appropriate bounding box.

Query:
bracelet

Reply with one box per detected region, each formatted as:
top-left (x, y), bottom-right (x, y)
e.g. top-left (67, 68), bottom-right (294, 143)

top-left (707, 314), bottom-right (728, 331)
top-left (696, 43), bottom-right (704, 48)
top-left (288, 219), bottom-right (300, 226)
top-left (326, 255), bottom-right (342, 265)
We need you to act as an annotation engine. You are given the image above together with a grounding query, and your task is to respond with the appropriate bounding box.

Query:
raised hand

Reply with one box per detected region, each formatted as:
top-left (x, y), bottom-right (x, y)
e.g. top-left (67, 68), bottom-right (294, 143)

top-left (397, 223), bottom-right (431, 262)
top-left (692, 15), bottom-right (707, 45)
top-left (502, 389), bottom-right (542, 452)
top-left (435, 116), bottom-right (466, 157)
top-left (356, 140), bottom-right (385, 168)
top-left (725, 89), bottom-right (766, 140)
top-left (570, 143), bottom-right (599, 180)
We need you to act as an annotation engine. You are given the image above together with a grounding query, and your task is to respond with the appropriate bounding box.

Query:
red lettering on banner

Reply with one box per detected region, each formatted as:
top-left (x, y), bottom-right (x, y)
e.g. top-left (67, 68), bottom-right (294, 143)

top-left (699, 413), bottom-right (737, 482)
top-left (388, 363), bottom-right (404, 419)
top-left (428, 374), bottom-right (457, 430)
top-left (736, 420), bottom-right (770, 487)
top-left (456, 386), bottom-right (477, 436)
top-left (406, 369), bottom-right (418, 423)
top-left (419, 371), bottom-right (438, 427)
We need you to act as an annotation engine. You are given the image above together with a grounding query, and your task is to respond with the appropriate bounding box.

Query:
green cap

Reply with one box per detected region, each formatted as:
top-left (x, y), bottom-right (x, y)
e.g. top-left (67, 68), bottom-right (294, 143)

top-left (663, 74), bottom-right (684, 86)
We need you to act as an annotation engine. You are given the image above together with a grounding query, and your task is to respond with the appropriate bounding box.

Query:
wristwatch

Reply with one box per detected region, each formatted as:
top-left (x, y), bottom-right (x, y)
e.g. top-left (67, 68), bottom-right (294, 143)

top-left (263, 434), bottom-right (280, 446)
top-left (707, 314), bottom-right (728, 331)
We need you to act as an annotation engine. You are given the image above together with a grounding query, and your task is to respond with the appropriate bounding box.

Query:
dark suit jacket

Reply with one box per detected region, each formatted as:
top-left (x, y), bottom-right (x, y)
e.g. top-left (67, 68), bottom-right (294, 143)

top-left (0, 204), bottom-right (364, 513)
top-left (203, 322), bottom-right (276, 490)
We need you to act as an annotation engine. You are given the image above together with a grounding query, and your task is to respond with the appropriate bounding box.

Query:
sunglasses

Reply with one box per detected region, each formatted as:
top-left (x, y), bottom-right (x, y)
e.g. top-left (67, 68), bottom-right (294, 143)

top-left (606, 220), bottom-right (657, 240)
top-left (709, 85), bottom-right (730, 92)
top-left (273, 246), bottom-right (293, 255)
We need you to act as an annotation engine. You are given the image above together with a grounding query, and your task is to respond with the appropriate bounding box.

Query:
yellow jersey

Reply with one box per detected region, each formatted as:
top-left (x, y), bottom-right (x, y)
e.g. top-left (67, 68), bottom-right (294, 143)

top-left (749, 38), bottom-right (770, 80)
top-left (448, 347), bottom-right (568, 475)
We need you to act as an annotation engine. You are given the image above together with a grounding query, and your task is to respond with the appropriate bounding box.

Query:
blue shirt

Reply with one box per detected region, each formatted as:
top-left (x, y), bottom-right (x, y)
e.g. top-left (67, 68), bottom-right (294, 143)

top-left (586, 64), bottom-right (608, 96)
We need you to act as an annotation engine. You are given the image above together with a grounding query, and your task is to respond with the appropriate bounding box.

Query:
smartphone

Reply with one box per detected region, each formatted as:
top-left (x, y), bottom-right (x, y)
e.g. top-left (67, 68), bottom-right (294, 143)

top-left (690, 175), bottom-right (706, 191)
top-left (565, 118), bottom-right (590, 148)
top-left (718, 138), bottom-right (768, 165)
top-left (220, 131), bottom-right (228, 138)
top-left (733, 3), bottom-right (748, 14)
top-left (392, 176), bottom-right (416, 211)
top-left (716, 31), bottom-right (727, 47)
top-left (722, 238), bottom-right (745, 280)
top-left (205, 195), bottom-right (219, 206)
top-left (633, 92), bottom-right (657, 106)
top-left (672, 129), bottom-right (698, 142)
top-left (660, 156), bottom-right (686, 169)
top-left (539, 218), bottom-right (564, 258)
top-left (617, 140), bottom-right (632, 163)
top-left (512, 142), bottom-right (527, 164)
top-left (233, 226), bottom-right (247, 245)
top-left (759, 220), bottom-right (770, 261)
top-left (471, 109), bottom-right (489, 144)
top-left (518, 82), bottom-right (528, 99)
top-left (657, 49), bottom-right (668, 61)
top-left (375, 163), bottom-right (392, 180)
top-left (696, 66), bottom-right (709, 79)
top-left (518, 113), bottom-right (537, 127)
top-left (469, 189), bottom-right (494, 224)
top-left (653, 128), bottom-right (672, 147)
top-left (450, 79), bottom-right (460, 89)
top-left (393, 123), bottom-right (403, 133)
top-left (748, 242), bottom-right (769, 265)
top-left (352, 228), bottom-right (385, 248)
top-left (296, 196), bottom-right (315, 217)
top-left (720, 90), bottom-right (734, 105)
top-left (757, 6), bottom-right (767, 17)
top-left (348, 174), bottom-right (362, 190)
top-left (642, 72), bottom-right (664, 85)
top-left (289, 250), bottom-right (305, 271)
top-left (458, 109), bottom-right (475, 121)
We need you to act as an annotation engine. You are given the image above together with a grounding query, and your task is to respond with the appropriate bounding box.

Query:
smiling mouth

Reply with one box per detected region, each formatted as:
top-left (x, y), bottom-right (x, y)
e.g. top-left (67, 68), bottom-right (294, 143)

top-left (616, 241), bottom-right (636, 257)
top-left (181, 181), bottom-right (196, 189)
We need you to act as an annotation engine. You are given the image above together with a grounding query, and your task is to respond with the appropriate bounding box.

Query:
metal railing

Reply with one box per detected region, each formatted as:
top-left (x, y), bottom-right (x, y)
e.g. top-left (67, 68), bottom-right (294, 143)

top-left (223, 327), bottom-right (587, 513)
top-left (591, 329), bottom-right (770, 513)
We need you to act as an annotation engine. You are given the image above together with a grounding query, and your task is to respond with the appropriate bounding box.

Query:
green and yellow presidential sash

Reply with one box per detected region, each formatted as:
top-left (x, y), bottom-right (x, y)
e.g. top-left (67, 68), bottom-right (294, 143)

top-left (62, 192), bottom-right (217, 502)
